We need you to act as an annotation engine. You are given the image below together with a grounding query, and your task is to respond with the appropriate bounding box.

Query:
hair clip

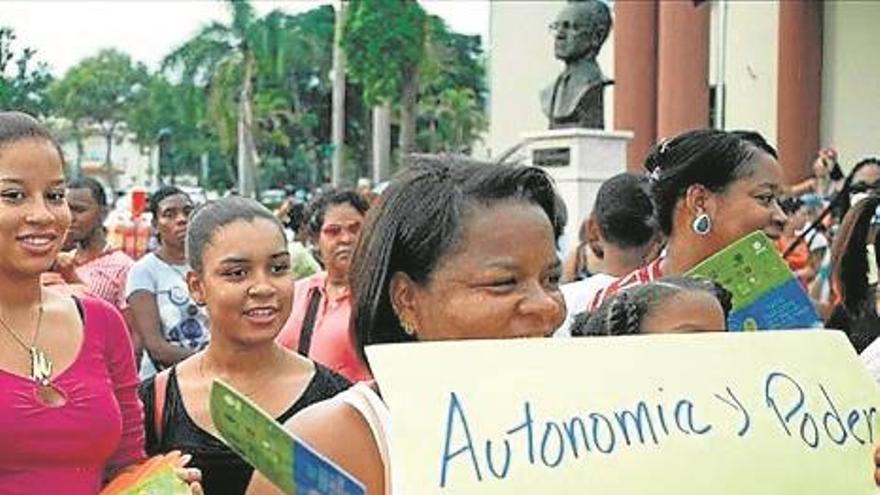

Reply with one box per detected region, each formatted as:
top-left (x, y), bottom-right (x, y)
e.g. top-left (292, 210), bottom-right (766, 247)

top-left (658, 138), bottom-right (671, 155)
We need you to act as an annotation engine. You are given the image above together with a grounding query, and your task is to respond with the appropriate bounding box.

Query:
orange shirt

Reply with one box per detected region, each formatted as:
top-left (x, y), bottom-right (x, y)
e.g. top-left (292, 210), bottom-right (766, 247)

top-left (776, 237), bottom-right (810, 272)
top-left (276, 272), bottom-right (371, 382)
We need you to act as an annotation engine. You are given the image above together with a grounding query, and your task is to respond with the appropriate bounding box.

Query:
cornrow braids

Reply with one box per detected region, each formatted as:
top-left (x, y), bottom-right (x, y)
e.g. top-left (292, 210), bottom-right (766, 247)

top-left (571, 276), bottom-right (733, 336)
top-left (604, 292), bottom-right (645, 336)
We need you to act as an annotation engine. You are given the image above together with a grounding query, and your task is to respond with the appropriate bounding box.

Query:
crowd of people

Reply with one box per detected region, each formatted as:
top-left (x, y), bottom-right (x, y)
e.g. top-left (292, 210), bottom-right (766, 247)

top-left (2, 109), bottom-right (880, 493)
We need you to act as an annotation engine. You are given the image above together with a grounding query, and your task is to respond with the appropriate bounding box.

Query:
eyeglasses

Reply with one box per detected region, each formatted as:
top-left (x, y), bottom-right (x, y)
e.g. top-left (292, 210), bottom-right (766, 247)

top-left (321, 222), bottom-right (362, 238)
top-left (549, 20), bottom-right (588, 33)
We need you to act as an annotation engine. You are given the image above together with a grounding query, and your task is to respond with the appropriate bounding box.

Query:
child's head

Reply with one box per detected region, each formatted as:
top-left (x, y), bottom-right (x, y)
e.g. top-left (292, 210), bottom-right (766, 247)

top-left (571, 277), bottom-right (732, 336)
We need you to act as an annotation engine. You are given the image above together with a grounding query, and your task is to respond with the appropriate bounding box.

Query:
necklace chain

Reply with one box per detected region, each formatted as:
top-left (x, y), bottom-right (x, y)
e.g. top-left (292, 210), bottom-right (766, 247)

top-left (0, 296), bottom-right (50, 385)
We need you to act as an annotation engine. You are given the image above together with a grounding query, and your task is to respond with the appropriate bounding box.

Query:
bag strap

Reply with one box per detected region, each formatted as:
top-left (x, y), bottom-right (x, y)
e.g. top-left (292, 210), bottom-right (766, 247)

top-left (297, 288), bottom-right (323, 356)
top-left (153, 369), bottom-right (170, 443)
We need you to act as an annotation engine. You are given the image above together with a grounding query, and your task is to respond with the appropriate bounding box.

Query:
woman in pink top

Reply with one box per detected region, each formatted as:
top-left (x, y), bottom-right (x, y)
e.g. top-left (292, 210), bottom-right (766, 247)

top-left (0, 112), bottom-right (200, 494)
top-left (277, 189), bottom-right (371, 382)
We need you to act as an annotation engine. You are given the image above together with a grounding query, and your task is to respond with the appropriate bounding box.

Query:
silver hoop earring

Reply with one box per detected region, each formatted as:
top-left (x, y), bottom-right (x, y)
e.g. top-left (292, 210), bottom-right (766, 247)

top-left (692, 213), bottom-right (712, 236)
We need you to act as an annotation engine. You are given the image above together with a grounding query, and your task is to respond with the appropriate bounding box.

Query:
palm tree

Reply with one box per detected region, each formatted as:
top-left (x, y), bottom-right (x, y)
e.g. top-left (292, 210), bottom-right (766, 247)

top-left (163, 0), bottom-right (261, 197)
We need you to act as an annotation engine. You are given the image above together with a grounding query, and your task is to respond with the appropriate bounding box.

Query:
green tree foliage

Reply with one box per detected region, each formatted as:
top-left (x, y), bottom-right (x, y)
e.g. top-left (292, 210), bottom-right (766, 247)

top-left (163, 0), bottom-right (264, 196)
top-left (126, 75), bottom-right (225, 186)
top-left (164, 4), bottom-right (374, 190)
top-left (341, 0), bottom-right (426, 106)
top-left (342, 3), bottom-right (486, 160)
top-left (420, 87), bottom-right (486, 154)
top-left (418, 16), bottom-right (487, 154)
top-left (343, 0), bottom-right (428, 156)
top-left (0, 27), bottom-right (53, 117)
top-left (49, 49), bottom-right (149, 189)
top-left (17, 3), bottom-right (486, 192)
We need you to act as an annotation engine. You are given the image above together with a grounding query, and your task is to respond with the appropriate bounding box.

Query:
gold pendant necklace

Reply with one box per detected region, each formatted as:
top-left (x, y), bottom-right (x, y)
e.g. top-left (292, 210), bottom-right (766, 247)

top-left (0, 298), bottom-right (49, 386)
top-left (30, 346), bottom-right (52, 386)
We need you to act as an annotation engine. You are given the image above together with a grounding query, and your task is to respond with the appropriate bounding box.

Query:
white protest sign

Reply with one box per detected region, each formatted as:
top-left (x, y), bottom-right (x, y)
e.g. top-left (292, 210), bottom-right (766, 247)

top-left (367, 331), bottom-right (880, 495)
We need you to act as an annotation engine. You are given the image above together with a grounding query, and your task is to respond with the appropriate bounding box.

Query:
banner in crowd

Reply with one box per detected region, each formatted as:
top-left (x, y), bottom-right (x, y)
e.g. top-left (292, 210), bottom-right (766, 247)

top-left (685, 231), bottom-right (821, 330)
top-left (368, 332), bottom-right (880, 495)
top-left (210, 379), bottom-right (365, 495)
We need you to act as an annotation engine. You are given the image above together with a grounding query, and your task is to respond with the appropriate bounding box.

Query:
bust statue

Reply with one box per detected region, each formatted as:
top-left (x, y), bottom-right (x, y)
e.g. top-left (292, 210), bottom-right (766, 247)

top-left (540, 0), bottom-right (613, 130)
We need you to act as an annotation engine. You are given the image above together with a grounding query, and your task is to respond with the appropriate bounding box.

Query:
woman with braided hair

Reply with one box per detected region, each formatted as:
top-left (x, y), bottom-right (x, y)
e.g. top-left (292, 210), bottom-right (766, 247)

top-left (570, 277), bottom-right (731, 336)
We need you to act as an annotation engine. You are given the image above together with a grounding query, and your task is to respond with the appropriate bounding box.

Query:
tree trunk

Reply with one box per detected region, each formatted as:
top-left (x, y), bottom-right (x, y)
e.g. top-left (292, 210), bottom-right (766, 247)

top-left (428, 118), bottom-right (437, 153)
top-left (70, 120), bottom-right (85, 179)
top-left (103, 122), bottom-right (116, 194)
top-left (372, 103), bottom-right (391, 183)
top-left (331, 0), bottom-right (347, 187)
top-left (226, 155), bottom-right (237, 186)
top-left (237, 51), bottom-right (259, 198)
top-left (399, 62), bottom-right (419, 158)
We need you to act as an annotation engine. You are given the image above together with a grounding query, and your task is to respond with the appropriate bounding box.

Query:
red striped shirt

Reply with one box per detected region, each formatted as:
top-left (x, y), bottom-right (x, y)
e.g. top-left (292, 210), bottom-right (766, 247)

top-left (588, 258), bottom-right (665, 312)
top-left (76, 250), bottom-right (135, 311)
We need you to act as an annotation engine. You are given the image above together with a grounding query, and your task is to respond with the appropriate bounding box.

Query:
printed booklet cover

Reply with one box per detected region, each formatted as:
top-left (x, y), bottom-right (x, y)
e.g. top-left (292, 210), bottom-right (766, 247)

top-left (210, 379), bottom-right (366, 495)
top-left (685, 231), bottom-right (821, 330)
top-left (98, 452), bottom-right (189, 495)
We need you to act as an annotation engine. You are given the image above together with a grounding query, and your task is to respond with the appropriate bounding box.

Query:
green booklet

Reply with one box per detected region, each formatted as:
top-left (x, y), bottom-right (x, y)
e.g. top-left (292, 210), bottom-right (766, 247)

top-left (210, 379), bottom-right (365, 495)
top-left (684, 231), bottom-right (821, 330)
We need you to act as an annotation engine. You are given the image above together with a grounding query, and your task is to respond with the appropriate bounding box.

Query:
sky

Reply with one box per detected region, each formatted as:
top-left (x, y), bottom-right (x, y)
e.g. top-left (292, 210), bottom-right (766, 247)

top-left (2, 0), bottom-right (490, 76)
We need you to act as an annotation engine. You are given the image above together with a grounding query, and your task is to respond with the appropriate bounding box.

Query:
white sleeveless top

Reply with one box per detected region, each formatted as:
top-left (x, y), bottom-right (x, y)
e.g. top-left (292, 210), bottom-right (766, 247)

top-left (337, 382), bottom-right (397, 494)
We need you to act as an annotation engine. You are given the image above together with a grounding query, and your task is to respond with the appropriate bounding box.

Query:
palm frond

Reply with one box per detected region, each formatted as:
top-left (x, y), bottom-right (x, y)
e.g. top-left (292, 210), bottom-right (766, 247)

top-left (162, 22), bottom-right (235, 83)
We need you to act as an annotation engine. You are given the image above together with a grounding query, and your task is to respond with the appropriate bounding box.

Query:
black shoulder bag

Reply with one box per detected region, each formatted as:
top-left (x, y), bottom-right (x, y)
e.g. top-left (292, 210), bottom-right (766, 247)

top-left (297, 288), bottom-right (323, 356)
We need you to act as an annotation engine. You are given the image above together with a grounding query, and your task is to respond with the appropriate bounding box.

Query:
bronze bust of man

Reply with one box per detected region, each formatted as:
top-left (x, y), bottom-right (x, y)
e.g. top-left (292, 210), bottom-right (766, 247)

top-left (540, 0), bottom-right (613, 130)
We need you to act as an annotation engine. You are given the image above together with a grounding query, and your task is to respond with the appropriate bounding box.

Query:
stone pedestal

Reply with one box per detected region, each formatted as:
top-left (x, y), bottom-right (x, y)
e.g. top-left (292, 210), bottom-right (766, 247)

top-left (519, 128), bottom-right (633, 249)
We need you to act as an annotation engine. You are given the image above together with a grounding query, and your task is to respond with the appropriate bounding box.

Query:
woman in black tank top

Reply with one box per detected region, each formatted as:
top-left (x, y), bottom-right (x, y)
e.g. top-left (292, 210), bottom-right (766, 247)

top-left (137, 197), bottom-right (350, 495)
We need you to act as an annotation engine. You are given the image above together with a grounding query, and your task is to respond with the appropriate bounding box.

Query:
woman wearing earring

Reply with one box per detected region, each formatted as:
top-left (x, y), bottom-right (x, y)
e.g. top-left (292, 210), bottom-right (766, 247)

top-left (138, 197), bottom-right (350, 495)
top-left (0, 113), bottom-right (203, 493)
top-left (564, 129), bottom-right (788, 314)
top-left (247, 157), bottom-right (567, 495)
top-left (126, 186), bottom-right (210, 379)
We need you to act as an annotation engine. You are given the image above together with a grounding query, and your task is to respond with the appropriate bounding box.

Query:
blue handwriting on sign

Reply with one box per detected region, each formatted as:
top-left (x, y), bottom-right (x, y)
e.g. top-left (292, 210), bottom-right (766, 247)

top-left (439, 391), bottom-right (711, 488)
top-left (764, 371), bottom-right (876, 449)
top-left (435, 371), bottom-right (879, 490)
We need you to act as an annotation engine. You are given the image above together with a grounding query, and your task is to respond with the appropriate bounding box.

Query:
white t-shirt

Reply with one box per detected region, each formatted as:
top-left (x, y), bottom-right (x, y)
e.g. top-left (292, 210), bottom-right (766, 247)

top-left (554, 273), bottom-right (617, 337)
top-left (125, 252), bottom-right (210, 379)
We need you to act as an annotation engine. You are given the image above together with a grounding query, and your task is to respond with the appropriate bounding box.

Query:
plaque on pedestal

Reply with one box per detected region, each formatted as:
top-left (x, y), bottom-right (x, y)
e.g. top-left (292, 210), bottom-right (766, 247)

top-left (520, 128), bottom-right (633, 246)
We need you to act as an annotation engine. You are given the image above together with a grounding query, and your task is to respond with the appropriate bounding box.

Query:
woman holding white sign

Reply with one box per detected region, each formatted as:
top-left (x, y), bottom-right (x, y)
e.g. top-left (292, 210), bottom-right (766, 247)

top-left (247, 157), bottom-right (567, 495)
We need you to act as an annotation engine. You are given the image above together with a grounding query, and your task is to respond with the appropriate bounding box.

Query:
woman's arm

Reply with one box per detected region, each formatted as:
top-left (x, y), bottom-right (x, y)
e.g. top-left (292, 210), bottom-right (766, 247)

top-left (127, 291), bottom-right (193, 367)
top-left (246, 399), bottom-right (385, 495)
top-left (96, 299), bottom-right (146, 474)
